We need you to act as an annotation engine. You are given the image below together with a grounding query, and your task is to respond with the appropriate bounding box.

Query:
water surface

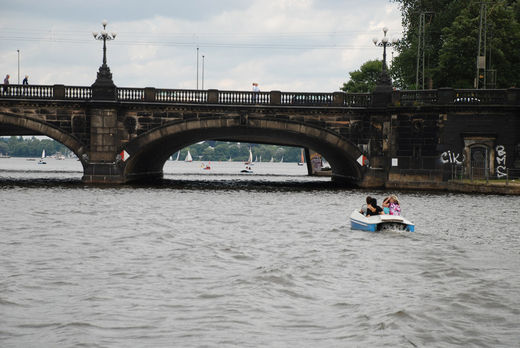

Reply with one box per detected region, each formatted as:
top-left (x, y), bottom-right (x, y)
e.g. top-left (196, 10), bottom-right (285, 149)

top-left (1, 158), bottom-right (519, 347)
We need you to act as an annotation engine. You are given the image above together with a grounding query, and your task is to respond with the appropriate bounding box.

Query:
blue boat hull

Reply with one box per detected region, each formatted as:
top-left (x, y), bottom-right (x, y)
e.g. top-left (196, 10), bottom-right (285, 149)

top-left (350, 210), bottom-right (414, 232)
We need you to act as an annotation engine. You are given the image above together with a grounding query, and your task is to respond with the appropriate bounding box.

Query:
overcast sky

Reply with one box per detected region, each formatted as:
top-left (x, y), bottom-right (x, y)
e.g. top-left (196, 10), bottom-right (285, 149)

top-left (0, 0), bottom-right (403, 92)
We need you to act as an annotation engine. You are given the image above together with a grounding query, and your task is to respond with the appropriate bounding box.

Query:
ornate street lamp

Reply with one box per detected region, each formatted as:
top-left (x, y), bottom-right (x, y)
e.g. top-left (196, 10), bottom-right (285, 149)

top-left (91, 20), bottom-right (117, 99)
top-left (372, 27), bottom-right (398, 87)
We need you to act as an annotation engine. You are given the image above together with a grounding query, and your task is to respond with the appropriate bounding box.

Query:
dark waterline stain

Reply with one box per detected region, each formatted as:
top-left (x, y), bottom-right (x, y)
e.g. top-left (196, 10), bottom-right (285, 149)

top-left (0, 177), bottom-right (356, 192)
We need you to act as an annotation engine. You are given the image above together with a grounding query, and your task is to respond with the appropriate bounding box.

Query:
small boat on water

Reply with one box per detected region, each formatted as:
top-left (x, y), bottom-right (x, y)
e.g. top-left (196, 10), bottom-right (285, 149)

top-left (241, 165), bottom-right (253, 174)
top-left (38, 149), bottom-right (47, 165)
top-left (350, 210), bottom-right (414, 232)
top-left (298, 148), bottom-right (305, 166)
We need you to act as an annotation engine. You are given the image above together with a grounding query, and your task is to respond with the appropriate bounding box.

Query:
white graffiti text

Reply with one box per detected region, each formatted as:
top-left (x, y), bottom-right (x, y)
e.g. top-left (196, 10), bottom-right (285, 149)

top-left (495, 145), bottom-right (507, 178)
top-left (440, 150), bottom-right (465, 165)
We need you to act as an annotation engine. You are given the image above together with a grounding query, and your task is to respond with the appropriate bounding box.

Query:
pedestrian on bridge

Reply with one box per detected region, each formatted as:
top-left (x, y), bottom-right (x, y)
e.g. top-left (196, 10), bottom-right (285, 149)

top-left (23, 75), bottom-right (29, 85)
top-left (3, 74), bottom-right (9, 94)
top-left (252, 82), bottom-right (259, 103)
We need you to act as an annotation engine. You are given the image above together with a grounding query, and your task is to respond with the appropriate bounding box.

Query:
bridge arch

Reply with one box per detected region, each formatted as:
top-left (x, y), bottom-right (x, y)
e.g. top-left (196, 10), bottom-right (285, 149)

top-left (122, 116), bottom-right (366, 184)
top-left (0, 111), bottom-right (87, 164)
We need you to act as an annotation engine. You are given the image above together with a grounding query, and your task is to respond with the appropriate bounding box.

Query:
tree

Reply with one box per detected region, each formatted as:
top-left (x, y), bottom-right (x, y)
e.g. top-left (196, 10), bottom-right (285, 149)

top-left (341, 60), bottom-right (383, 93)
top-left (438, 1), bottom-right (520, 88)
top-left (391, 0), bottom-right (520, 89)
top-left (0, 136), bottom-right (72, 157)
top-left (0, 141), bottom-right (8, 155)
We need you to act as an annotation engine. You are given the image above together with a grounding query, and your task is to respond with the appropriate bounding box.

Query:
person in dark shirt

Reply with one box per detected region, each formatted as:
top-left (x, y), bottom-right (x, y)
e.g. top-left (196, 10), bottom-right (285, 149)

top-left (366, 198), bottom-right (383, 216)
top-left (360, 196), bottom-right (372, 215)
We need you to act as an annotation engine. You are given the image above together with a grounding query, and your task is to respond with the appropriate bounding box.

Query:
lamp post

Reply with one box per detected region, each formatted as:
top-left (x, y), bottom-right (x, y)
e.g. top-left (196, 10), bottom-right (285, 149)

top-left (91, 20), bottom-right (117, 99)
top-left (17, 49), bottom-right (20, 84)
top-left (371, 27), bottom-right (398, 106)
top-left (202, 55), bottom-right (205, 90)
top-left (372, 27), bottom-right (398, 87)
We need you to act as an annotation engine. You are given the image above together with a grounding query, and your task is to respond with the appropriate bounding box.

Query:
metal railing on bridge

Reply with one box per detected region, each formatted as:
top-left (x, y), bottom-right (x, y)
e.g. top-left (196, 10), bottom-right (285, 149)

top-left (395, 88), bottom-right (513, 106)
top-left (1, 84), bottom-right (518, 107)
top-left (447, 164), bottom-right (520, 185)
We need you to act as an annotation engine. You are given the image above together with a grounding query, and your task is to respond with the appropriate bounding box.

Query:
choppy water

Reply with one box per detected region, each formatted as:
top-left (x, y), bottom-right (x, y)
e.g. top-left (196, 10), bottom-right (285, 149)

top-left (1, 158), bottom-right (519, 347)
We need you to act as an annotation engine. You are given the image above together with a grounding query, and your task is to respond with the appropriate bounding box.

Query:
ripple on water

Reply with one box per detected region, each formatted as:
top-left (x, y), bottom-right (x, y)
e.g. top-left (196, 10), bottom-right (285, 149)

top-left (1, 178), bottom-right (519, 347)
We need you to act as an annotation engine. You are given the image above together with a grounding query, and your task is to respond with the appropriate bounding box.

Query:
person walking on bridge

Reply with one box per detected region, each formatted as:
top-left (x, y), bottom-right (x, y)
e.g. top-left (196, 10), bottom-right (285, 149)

top-left (252, 82), bottom-right (259, 103)
top-left (3, 74), bottom-right (9, 94)
top-left (23, 75), bottom-right (29, 85)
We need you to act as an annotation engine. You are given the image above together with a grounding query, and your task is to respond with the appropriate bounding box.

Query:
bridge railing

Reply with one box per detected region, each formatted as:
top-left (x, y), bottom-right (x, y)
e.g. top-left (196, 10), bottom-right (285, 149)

top-left (344, 93), bottom-right (371, 107)
top-left (453, 89), bottom-right (508, 104)
top-left (395, 88), bottom-right (511, 105)
top-left (155, 89), bottom-right (208, 103)
top-left (398, 90), bottom-right (438, 105)
top-left (118, 87), bottom-right (145, 101)
top-left (1, 84), bottom-right (518, 107)
top-left (0, 84), bottom-right (54, 99)
top-left (65, 86), bottom-right (92, 100)
top-left (280, 92), bottom-right (334, 106)
top-left (218, 90), bottom-right (270, 104)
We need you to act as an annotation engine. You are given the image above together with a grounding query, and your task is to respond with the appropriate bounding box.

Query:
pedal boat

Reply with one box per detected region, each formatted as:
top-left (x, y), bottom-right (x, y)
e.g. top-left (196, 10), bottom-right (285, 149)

top-left (350, 210), bottom-right (414, 232)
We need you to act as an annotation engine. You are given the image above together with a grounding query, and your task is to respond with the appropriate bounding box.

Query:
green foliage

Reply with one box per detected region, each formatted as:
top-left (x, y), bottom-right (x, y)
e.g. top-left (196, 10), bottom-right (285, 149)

top-left (341, 60), bottom-right (383, 93)
top-left (391, 0), bottom-right (520, 89)
top-left (0, 137), bottom-right (306, 162)
top-left (0, 136), bottom-right (71, 157)
top-left (173, 142), bottom-right (304, 162)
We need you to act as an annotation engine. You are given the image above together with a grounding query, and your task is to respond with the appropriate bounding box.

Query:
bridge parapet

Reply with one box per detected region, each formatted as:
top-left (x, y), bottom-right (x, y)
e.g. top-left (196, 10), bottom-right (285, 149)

top-left (0, 84), bottom-right (371, 107)
top-left (1, 84), bottom-right (518, 107)
top-left (395, 88), bottom-right (518, 106)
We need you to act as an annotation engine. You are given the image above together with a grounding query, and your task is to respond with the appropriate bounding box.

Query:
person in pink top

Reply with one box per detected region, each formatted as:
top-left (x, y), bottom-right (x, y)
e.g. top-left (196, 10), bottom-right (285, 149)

top-left (388, 195), bottom-right (401, 215)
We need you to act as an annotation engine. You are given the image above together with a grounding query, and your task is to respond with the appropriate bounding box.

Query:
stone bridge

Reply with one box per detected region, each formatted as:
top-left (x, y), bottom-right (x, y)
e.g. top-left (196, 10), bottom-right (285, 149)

top-left (1, 84), bottom-right (519, 187)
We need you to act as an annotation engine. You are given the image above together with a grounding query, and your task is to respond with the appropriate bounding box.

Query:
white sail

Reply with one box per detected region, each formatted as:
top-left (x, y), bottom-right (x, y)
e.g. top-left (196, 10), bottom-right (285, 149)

top-left (176, 151), bottom-right (180, 161)
top-left (270, 157), bottom-right (274, 162)
top-left (245, 147), bottom-right (253, 164)
top-left (38, 149), bottom-right (47, 164)
top-left (185, 150), bottom-right (193, 162)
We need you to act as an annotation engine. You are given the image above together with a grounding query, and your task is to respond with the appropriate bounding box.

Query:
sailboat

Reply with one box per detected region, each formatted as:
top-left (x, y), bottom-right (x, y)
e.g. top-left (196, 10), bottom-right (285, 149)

top-left (270, 156), bottom-right (274, 162)
top-left (298, 149), bottom-right (305, 166)
top-left (175, 151), bottom-right (180, 161)
top-left (244, 147), bottom-right (253, 165)
top-left (38, 149), bottom-right (47, 164)
top-left (241, 148), bottom-right (254, 173)
top-left (184, 150), bottom-right (193, 162)
top-left (202, 161), bottom-right (211, 170)
top-left (280, 156), bottom-right (284, 163)
top-left (321, 157), bottom-right (331, 171)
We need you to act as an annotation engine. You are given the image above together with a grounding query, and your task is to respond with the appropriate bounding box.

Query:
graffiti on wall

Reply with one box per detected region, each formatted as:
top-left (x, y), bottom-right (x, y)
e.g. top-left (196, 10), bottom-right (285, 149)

top-left (440, 150), bottom-right (465, 165)
top-left (495, 145), bottom-right (507, 178)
